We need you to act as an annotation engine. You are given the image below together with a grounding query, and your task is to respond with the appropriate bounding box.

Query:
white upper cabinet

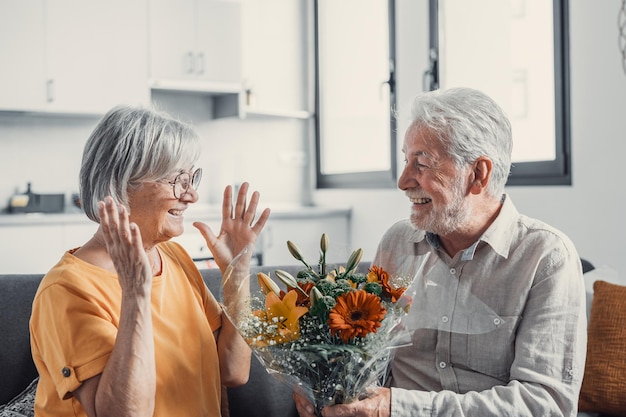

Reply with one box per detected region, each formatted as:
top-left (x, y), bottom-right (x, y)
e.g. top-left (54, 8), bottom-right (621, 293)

top-left (148, 0), bottom-right (242, 91)
top-left (239, 0), bottom-right (310, 118)
top-left (0, 0), bottom-right (149, 114)
top-left (45, 0), bottom-right (150, 114)
top-left (0, 0), bottom-right (242, 116)
top-left (0, 1), bottom-right (47, 111)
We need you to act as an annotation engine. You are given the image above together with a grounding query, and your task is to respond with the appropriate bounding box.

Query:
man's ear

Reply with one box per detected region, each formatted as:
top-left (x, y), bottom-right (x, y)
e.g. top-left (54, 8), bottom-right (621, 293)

top-left (470, 157), bottom-right (493, 194)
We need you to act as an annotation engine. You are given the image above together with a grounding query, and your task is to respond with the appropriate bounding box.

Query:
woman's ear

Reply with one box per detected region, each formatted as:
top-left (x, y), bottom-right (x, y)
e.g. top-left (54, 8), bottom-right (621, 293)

top-left (470, 157), bottom-right (493, 194)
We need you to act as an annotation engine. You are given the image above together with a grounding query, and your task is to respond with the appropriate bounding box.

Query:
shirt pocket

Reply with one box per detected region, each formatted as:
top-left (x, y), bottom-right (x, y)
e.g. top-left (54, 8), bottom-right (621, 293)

top-left (463, 315), bottom-right (521, 380)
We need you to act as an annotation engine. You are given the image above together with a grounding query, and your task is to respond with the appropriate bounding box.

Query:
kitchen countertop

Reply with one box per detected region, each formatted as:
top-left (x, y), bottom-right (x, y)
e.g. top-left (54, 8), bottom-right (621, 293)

top-left (0, 203), bottom-right (352, 227)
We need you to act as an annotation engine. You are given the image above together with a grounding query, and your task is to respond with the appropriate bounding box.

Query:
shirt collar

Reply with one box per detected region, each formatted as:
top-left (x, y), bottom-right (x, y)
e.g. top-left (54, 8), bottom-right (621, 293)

top-left (478, 193), bottom-right (518, 259)
top-left (413, 194), bottom-right (518, 260)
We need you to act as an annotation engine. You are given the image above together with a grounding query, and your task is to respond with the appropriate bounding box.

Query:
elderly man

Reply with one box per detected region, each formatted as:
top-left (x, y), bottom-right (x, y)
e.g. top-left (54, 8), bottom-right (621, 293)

top-left (295, 88), bottom-right (587, 417)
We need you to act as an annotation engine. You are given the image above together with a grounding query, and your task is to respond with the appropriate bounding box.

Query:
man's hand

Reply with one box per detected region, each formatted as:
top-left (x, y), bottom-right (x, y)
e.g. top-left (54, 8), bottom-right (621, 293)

top-left (293, 391), bottom-right (317, 417)
top-left (294, 388), bottom-right (391, 417)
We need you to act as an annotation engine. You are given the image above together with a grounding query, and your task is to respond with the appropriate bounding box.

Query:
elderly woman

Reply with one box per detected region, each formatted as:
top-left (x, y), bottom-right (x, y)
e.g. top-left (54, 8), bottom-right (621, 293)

top-left (29, 105), bottom-right (270, 417)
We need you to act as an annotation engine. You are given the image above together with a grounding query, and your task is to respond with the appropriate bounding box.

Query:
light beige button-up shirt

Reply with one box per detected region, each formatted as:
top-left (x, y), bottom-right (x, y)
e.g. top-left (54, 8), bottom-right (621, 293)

top-left (373, 195), bottom-right (587, 417)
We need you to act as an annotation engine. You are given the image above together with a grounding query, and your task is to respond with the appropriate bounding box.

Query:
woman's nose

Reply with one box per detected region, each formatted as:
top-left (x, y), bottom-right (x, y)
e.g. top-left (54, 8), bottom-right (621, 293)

top-left (182, 185), bottom-right (199, 202)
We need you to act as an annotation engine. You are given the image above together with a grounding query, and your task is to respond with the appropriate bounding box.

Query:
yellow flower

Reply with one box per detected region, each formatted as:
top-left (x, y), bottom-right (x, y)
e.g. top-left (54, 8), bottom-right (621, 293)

top-left (328, 290), bottom-right (386, 343)
top-left (257, 290), bottom-right (308, 346)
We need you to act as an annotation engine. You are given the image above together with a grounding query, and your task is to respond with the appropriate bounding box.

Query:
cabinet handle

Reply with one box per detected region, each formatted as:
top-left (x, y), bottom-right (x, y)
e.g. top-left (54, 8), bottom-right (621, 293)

top-left (46, 79), bottom-right (55, 102)
top-left (196, 52), bottom-right (205, 75)
top-left (185, 51), bottom-right (195, 74)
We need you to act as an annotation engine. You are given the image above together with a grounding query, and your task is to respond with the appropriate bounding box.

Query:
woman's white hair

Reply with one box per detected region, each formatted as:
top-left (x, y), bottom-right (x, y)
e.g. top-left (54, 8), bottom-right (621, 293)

top-left (79, 105), bottom-right (201, 223)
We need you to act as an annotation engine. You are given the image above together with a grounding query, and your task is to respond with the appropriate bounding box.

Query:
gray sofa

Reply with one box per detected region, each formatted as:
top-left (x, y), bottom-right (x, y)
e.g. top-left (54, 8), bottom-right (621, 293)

top-left (0, 265), bottom-right (301, 417)
top-left (0, 260), bottom-right (614, 417)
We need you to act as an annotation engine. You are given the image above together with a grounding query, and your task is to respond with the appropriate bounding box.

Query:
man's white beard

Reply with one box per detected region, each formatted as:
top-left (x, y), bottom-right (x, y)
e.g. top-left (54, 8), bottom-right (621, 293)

top-left (410, 177), bottom-right (472, 236)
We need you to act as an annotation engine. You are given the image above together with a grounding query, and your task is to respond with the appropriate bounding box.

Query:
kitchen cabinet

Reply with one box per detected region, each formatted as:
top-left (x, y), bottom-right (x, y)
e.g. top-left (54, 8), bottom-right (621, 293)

top-left (148, 0), bottom-right (242, 89)
top-left (0, 1), bottom-right (47, 110)
top-left (171, 207), bottom-right (351, 268)
top-left (0, 0), bottom-right (149, 114)
top-left (62, 223), bottom-right (98, 250)
top-left (172, 218), bottom-right (265, 269)
top-left (173, 212), bottom-right (352, 268)
top-left (172, 219), bottom-right (221, 264)
top-left (0, 207), bottom-right (351, 273)
top-left (239, 0), bottom-right (311, 119)
top-left (261, 213), bottom-right (351, 266)
top-left (0, 224), bottom-right (64, 274)
top-left (44, 0), bottom-right (150, 114)
top-left (0, 221), bottom-right (98, 274)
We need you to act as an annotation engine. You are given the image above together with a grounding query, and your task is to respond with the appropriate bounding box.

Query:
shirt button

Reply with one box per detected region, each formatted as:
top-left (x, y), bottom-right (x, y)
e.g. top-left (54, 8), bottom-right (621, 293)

top-left (439, 361), bottom-right (447, 369)
top-left (62, 367), bottom-right (71, 378)
top-left (442, 316), bottom-right (449, 323)
top-left (493, 318), bottom-right (502, 326)
top-left (449, 268), bottom-right (456, 275)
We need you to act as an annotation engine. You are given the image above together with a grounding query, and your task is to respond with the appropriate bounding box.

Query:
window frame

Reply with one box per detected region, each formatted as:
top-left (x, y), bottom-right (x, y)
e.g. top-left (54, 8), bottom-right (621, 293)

top-left (426, 0), bottom-right (572, 186)
top-left (313, 0), bottom-right (398, 189)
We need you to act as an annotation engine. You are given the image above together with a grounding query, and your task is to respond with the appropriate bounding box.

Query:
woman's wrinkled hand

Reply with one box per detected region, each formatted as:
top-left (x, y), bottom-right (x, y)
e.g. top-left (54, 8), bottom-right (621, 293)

top-left (98, 196), bottom-right (152, 296)
top-left (193, 182), bottom-right (270, 273)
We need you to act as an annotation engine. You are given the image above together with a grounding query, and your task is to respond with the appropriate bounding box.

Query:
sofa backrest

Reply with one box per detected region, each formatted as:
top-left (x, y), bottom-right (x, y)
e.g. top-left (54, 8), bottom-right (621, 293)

top-left (0, 274), bottom-right (42, 405)
top-left (2, 260), bottom-right (596, 416)
top-left (0, 264), bottom-right (309, 416)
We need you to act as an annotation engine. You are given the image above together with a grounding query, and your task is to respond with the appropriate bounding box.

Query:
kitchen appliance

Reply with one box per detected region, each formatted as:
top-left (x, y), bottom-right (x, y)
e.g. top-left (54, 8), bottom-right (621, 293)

top-left (8, 183), bottom-right (65, 214)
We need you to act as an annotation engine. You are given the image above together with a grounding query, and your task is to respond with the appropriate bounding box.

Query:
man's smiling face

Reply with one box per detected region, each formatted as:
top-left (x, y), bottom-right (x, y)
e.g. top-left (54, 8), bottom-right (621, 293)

top-left (398, 123), bottom-right (473, 236)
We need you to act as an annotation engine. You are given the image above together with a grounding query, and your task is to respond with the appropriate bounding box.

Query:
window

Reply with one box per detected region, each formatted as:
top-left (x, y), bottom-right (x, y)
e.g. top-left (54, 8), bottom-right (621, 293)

top-left (426, 0), bottom-right (571, 186)
top-left (314, 0), bottom-right (397, 189)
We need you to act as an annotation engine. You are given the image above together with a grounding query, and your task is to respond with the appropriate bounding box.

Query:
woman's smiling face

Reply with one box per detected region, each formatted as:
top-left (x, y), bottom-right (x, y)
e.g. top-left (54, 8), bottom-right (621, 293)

top-left (398, 123), bottom-right (473, 236)
top-left (126, 168), bottom-right (199, 248)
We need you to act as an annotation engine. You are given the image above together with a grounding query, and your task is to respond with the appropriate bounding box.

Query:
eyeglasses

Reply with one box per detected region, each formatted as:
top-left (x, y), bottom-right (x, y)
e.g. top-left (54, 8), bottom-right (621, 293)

top-left (167, 168), bottom-right (203, 199)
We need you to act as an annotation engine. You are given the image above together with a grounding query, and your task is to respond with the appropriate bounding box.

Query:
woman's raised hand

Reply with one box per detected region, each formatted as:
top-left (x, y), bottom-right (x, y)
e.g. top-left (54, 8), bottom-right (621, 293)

top-left (194, 182), bottom-right (270, 273)
top-left (98, 196), bottom-right (153, 296)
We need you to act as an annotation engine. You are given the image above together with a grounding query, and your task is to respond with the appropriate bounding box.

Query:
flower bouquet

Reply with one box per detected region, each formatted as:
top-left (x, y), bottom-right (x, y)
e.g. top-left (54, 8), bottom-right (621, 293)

top-left (232, 234), bottom-right (414, 414)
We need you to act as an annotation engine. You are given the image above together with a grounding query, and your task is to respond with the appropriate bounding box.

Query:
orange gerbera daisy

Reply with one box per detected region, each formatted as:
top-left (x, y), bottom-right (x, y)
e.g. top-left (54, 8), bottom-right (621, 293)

top-left (328, 290), bottom-right (386, 343)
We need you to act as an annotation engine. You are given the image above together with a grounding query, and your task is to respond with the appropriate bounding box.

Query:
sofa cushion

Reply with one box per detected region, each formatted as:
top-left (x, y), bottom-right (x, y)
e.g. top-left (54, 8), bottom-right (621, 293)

top-left (582, 265), bottom-right (625, 319)
top-left (578, 280), bottom-right (626, 416)
top-left (0, 377), bottom-right (37, 417)
top-left (0, 275), bottom-right (41, 405)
